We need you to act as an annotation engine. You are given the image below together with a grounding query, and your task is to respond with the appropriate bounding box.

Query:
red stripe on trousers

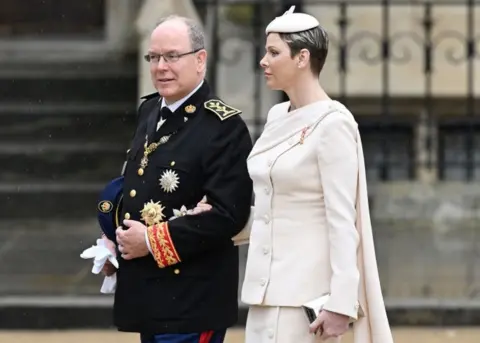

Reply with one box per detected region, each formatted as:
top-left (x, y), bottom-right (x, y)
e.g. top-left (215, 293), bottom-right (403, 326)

top-left (199, 330), bottom-right (214, 343)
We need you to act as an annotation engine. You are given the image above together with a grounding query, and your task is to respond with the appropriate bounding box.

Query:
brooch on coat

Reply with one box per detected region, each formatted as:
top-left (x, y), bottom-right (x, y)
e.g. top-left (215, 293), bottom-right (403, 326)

top-left (299, 127), bottom-right (309, 144)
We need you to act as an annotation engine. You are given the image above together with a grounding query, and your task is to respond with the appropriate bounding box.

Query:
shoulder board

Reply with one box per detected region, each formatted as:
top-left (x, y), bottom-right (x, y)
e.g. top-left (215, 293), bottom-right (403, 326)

top-left (204, 99), bottom-right (242, 121)
top-left (140, 92), bottom-right (160, 101)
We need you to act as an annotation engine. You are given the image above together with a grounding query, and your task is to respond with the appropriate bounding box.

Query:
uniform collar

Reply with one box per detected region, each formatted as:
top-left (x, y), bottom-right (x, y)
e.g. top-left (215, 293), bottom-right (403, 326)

top-left (145, 80), bottom-right (210, 142)
top-left (161, 80), bottom-right (204, 112)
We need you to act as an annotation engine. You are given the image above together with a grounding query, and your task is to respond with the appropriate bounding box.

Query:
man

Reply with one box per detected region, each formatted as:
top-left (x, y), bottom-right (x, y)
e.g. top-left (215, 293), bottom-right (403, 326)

top-left (100, 15), bottom-right (253, 343)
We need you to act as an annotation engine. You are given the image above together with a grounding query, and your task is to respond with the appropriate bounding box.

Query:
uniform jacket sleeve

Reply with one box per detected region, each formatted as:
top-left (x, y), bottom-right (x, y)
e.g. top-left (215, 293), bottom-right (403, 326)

top-left (316, 112), bottom-right (361, 319)
top-left (146, 117), bottom-right (254, 268)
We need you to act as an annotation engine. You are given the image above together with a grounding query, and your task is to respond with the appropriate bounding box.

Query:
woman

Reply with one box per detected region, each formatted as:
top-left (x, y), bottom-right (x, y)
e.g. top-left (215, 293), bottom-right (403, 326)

top-left (194, 6), bottom-right (394, 343)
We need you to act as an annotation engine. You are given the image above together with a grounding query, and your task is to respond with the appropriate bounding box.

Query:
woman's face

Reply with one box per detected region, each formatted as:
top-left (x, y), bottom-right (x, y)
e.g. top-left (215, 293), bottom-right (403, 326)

top-left (260, 33), bottom-right (300, 91)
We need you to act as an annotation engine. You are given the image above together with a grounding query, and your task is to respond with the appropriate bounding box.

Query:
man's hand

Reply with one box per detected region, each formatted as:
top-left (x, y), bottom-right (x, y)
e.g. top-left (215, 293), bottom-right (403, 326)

top-left (116, 220), bottom-right (149, 260)
top-left (101, 235), bottom-right (117, 276)
top-left (309, 310), bottom-right (350, 340)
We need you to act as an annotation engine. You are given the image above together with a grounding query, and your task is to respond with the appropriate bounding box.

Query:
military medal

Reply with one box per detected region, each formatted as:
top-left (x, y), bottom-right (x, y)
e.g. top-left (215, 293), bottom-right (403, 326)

top-left (139, 134), bottom-right (172, 170)
top-left (159, 170), bottom-right (180, 193)
top-left (140, 200), bottom-right (166, 226)
top-left (170, 205), bottom-right (188, 220)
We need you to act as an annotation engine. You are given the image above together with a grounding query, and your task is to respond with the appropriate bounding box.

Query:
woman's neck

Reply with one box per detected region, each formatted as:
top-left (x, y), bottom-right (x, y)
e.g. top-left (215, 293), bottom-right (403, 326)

top-left (285, 77), bottom-right (330, 111)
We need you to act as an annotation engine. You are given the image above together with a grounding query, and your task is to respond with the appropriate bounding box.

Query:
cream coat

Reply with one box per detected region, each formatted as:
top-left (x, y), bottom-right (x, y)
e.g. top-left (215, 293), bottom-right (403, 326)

top-left (235, 100), bottom-right (394, 343)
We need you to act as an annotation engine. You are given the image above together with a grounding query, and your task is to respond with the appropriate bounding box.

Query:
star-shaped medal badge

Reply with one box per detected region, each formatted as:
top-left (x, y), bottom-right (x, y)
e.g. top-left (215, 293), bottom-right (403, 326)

top-left (159, 169), bottom-right (180, 193)
top-left (140, 200), bottom-right (166, 226)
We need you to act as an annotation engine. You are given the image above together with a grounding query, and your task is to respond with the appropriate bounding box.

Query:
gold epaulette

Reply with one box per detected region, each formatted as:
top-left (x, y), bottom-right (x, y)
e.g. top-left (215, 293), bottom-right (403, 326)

top-left (204, 99), bottom-right (242, 121)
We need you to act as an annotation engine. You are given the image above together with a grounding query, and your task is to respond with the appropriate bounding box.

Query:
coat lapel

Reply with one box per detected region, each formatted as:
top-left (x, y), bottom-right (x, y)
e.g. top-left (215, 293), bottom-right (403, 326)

top-left (154, 109), bottom-right (188, 139)
top-left (151, 81), bottom-right (211, 142)
top-left (248, 100), bottom-right (340, 160)
top-left (145, 101), bottom-right (161, 143)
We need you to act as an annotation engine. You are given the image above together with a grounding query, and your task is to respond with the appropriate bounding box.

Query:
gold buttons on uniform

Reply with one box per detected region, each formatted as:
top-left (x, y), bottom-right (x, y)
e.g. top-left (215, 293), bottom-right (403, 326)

top-left (124, 212), bottom-right (131, 219)
top-left (138, 168), bottom-right (144, 176)
top-left (129, 189), bottom-right (136, 197)
top-left (174, 269), bottom-right (180, 275)
top-left (170, 161), bottom-right (175, 166)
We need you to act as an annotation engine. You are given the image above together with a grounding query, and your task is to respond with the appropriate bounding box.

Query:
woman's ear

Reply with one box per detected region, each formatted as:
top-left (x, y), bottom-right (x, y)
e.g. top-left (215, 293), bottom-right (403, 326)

top-left (297, 48), bottom-right (311, 69)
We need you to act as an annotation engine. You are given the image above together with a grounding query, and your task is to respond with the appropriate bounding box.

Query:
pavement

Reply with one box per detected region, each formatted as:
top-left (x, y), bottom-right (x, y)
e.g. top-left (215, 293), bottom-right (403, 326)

top-left (1, 327), bottom-right (480, 343)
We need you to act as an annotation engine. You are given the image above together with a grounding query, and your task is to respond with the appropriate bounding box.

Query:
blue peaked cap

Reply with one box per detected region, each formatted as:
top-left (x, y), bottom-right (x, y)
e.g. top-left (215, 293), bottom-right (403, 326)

top-left (97, 176), bottom-right (124, 243)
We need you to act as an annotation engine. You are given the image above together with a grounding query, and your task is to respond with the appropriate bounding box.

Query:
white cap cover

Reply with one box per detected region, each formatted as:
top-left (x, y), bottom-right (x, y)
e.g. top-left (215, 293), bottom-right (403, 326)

top-left (265, 6), bottom-right (320, 34)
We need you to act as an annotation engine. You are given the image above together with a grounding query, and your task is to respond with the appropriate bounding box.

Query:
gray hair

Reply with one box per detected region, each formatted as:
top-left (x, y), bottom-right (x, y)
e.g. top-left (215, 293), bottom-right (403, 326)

top-left (156, 15), bottom-right (205, 51)
top-left (278, 25), bottom-right (329, 75)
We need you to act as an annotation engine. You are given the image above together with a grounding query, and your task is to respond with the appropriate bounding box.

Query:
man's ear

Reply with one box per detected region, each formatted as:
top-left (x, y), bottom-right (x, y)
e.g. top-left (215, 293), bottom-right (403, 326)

top-left (197, 49), bottom-right (207, 72)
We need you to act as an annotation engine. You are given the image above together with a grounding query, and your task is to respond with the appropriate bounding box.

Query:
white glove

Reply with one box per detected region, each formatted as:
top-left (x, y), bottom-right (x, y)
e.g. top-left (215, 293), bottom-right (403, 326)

top-left (80, 238), bottom-right (119, 294)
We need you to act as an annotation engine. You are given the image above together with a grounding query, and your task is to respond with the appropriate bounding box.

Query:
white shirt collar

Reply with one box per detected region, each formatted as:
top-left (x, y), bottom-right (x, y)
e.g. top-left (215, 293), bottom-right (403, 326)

top-left (160, 80), bottom-right (204, 112)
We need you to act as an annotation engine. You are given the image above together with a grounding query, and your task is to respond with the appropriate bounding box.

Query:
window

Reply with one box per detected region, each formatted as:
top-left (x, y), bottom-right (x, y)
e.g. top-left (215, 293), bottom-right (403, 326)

top-left (359, 122), bottom-right (415, 182)
top-left (438, 123), bottom-right (480, 181)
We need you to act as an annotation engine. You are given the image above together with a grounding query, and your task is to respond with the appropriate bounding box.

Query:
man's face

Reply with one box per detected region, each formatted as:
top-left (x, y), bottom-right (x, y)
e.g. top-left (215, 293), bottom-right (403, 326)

top-left (147, 20), bottom-right (206, 103)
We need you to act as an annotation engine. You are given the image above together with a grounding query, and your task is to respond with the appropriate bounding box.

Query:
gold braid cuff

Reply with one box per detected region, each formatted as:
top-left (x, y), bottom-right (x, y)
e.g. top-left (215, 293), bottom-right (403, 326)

top-left (146, 222), bottom-right (181, 268)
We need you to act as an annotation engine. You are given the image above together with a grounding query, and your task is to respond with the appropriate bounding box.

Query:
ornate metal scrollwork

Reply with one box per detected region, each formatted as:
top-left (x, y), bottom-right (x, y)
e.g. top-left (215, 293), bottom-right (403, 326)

top-left (324, 28), bottom-right (478, 69)
top-left (346, 30), bottom-right (384, 65)
top-left (432, 30), bottom-right (471, 65)
top-left (212, 1), bottom-right (480, 71)
top-left (389, 31), bottom-right (424, 64)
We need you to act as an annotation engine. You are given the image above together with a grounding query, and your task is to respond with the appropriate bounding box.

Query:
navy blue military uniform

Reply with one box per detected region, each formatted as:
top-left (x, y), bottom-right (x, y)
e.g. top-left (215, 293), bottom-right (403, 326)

top-left (112, 81), bottom-right (253, 338)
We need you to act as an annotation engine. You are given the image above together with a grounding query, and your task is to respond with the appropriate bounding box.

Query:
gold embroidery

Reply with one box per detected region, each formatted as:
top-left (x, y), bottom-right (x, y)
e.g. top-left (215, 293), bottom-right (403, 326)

top-left (204, 99), bottom-right (241, 121)
top-left (147, 223), bottom-right (181, 268)
top-left (147, 225), bottom-right (163, 266)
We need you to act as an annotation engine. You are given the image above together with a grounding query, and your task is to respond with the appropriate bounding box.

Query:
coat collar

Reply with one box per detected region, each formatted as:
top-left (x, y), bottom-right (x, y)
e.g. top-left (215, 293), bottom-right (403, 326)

top-left (248, 99), bottom-right (342, 160)
top-left (145, 81), bottom-right (211, 143)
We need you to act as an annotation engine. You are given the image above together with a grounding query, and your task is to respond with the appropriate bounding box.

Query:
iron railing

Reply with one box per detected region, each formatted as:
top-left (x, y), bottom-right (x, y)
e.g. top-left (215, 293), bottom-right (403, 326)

top-left (193, 0), bottom-right (480, 181)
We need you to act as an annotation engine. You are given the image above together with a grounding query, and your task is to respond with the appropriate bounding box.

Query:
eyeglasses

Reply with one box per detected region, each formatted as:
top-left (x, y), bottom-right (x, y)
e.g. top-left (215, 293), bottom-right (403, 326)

top-left (144, 48), bottom-right (203, 64)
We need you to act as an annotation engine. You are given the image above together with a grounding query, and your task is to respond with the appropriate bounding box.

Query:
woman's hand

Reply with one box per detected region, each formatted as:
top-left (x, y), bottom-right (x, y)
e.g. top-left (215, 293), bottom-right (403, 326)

top-left (309, 310), bottom-right (350, 340)
top-left (189, 196), bottom-right (213, 215)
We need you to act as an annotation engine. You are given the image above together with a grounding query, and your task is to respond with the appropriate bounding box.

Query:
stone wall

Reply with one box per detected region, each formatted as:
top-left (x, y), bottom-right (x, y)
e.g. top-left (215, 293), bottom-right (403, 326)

top-left (369, 181), bottom-right (480, 302)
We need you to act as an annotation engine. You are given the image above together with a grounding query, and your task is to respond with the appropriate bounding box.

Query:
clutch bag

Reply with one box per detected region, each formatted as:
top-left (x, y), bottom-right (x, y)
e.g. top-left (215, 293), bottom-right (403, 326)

top-left (302, 293), bottom-right (364, 324)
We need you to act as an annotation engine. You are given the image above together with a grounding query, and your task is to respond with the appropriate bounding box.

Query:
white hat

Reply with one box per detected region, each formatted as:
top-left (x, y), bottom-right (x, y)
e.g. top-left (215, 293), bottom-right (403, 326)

top-left (265, 6), bottom-right (319, 34)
